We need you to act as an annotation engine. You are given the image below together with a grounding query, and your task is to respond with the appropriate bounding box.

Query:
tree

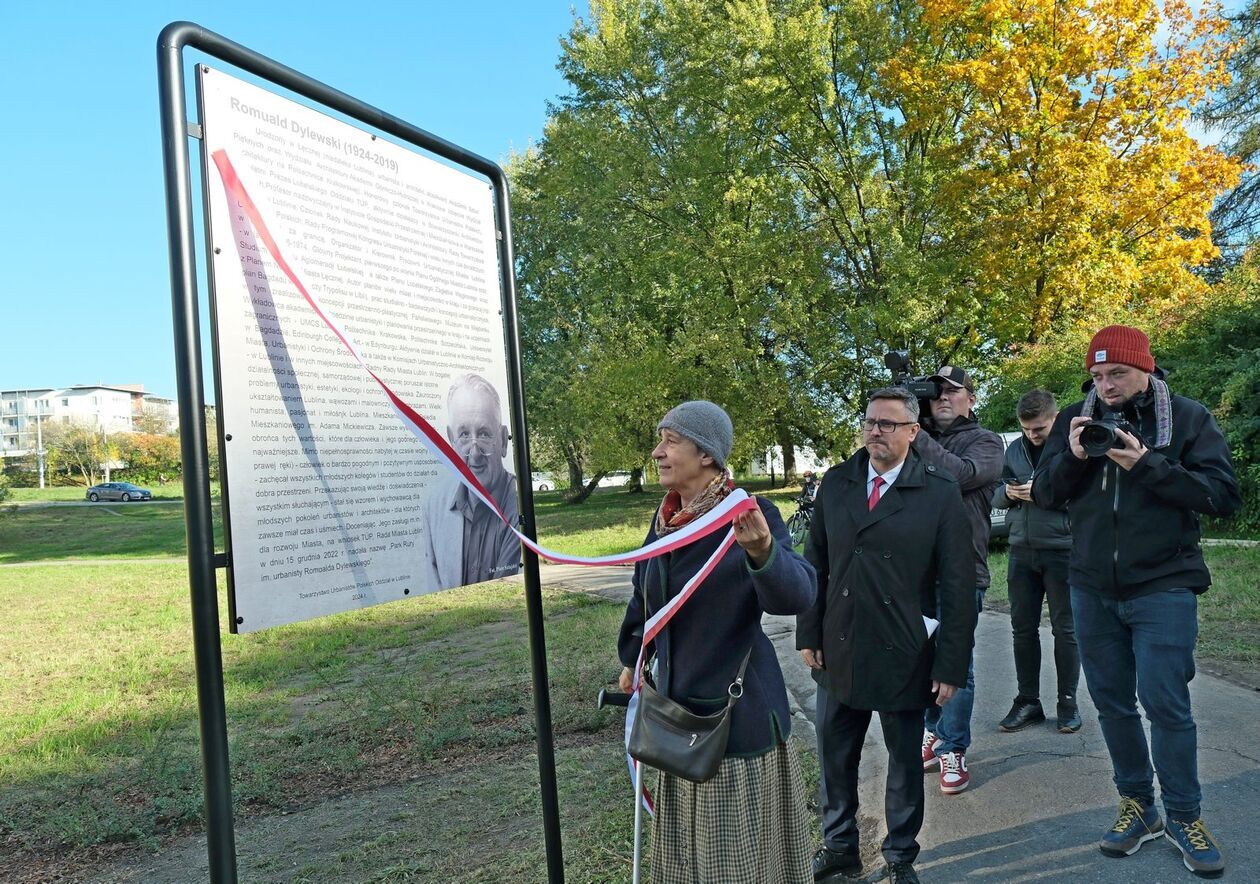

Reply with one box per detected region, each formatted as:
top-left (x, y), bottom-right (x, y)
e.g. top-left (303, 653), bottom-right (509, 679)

top-left (1201, 0), bottom-right (1260, 259)
top-left (116, 433), bottom-right (182, 484)
top-left (133, 405), bottom-right (174, 436)
top-left (514, 0), bottom-right (1239, 487)
top-left (0, 470), bottom-right (10, 505)
top-left (879, 0), bottom-right (1240, 344)
top-left (41, 420), bottom-right (112, 486)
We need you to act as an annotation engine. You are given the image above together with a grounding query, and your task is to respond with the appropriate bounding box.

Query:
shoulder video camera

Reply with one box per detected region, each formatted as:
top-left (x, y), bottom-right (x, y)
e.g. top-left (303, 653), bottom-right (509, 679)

top-left (884, 351), bottom-right (942, 401)
top-left (1079, 413), bottom-right (1139, 457)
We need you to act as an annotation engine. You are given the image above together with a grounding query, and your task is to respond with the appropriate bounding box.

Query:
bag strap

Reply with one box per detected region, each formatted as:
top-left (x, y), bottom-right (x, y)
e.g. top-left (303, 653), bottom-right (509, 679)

top-left (726, 645), bottom-right (753, 704)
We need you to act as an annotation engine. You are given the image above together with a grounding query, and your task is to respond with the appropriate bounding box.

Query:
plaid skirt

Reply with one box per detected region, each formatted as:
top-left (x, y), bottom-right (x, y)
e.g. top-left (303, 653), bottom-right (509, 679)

top-left (650, 742), bottom-right (812, 884)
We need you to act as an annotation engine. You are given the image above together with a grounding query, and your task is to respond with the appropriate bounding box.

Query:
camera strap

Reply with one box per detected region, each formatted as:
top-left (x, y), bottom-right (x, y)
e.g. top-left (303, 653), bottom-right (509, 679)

top-left (1081, 377), bottom-right (1172, 449)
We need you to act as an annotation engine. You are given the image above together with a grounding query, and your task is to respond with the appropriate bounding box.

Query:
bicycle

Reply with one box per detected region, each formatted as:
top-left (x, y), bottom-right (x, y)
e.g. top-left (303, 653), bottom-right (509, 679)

top-left (786, 494), bottom-right (814, 548)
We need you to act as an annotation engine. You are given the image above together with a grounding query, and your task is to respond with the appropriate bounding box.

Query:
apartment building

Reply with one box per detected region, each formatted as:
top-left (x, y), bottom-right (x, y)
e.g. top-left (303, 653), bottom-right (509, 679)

top-left (0, 384), bottom-right (177, 458)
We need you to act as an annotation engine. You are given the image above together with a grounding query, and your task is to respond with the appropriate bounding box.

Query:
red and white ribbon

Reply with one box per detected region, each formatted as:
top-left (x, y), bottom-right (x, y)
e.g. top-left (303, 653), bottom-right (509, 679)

top-left (210, 150), bottom-right (757, 569)
top-left (211, 150), bottom-right (764, 817)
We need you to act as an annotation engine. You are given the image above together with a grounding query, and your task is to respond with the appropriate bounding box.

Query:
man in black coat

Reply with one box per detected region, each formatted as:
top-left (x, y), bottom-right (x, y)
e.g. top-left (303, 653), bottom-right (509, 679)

top-left (798, 387), bottom-right (977, 884)
top-left (1033, 325), bottom-right (1240, 879)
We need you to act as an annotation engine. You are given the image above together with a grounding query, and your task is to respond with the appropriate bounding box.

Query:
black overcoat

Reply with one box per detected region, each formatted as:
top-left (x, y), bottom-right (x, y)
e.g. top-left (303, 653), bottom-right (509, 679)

top-left (796, 449), bottom-right (976, 711)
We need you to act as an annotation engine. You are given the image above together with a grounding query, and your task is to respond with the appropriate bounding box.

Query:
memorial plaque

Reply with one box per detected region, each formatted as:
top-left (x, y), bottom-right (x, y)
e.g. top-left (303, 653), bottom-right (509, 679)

top-left (199, 67), bottom-right (519, 632)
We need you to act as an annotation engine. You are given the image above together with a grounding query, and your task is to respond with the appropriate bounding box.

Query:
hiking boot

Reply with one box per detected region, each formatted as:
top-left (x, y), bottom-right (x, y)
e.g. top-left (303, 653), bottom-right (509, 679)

top-left (1099, 797), bottom-right (1164, 857)
top-left (939, 750), bottom-right (969, 794)
top-left (812, 845), bottom-right (862, 880)
top-left (998, 698), bottom-right (1045, 732)
top-left (1056, 702), bottom-right (1082, 734)
top-left (921, 729), bottom-right (939, 771)
top-left (1165, 818), bottom-right (1225, 879)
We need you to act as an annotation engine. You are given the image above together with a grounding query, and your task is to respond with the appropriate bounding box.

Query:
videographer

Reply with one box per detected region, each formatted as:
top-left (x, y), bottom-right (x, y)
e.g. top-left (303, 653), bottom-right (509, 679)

top-left (910, 366), bottom-right (1004, 795)
top-left (1032, 325), bottom-right (1239, 878)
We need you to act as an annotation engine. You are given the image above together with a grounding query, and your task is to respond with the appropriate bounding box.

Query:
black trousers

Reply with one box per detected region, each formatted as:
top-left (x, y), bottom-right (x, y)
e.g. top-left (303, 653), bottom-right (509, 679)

top-left (1008, 545), bottom-right (1079, 704)
top-left (816, 681), bottom-right (924, 865)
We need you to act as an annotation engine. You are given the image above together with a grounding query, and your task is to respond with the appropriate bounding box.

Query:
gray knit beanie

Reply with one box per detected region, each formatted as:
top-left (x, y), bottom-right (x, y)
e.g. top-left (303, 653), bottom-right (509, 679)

top-left (657, 400), bottom-right (733, 468)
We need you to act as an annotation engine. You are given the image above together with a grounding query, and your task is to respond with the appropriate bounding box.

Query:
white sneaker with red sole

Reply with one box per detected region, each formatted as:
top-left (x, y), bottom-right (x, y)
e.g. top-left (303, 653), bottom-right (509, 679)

top-left (921, 730), bottom-right (939, 771)
top-left (939, 750), bottom-right (969, 793)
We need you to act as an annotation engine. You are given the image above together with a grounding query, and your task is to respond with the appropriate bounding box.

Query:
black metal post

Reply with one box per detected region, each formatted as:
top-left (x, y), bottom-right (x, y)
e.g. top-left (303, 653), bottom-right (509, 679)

top-left (157, 22), bottom-right (237, 884)
top-left (493, 167), bottom-right (565, 883)
top-left (156, 21), bottom-right (565, 883)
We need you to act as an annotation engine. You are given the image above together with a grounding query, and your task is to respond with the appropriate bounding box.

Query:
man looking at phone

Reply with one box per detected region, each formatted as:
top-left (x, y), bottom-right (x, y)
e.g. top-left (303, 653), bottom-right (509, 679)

top-left (1033, 325), bottom-right (1240, 877)
top-left (991, 390), bottom-right (1079, 734)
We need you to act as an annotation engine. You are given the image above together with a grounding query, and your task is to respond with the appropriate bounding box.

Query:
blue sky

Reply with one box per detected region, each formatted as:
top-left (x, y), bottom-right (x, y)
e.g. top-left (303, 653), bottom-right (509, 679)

top-left (0, 1), bottom-right (1244, 399)
top-left (0, 2), bottom-right (585, 397)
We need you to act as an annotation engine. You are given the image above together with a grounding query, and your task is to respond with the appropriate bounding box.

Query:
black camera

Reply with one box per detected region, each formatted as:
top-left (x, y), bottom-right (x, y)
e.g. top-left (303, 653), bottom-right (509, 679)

top-left (1079, 413), bottom-right (1139, 457)
top-left (884, 351), bottom-right (942, 400)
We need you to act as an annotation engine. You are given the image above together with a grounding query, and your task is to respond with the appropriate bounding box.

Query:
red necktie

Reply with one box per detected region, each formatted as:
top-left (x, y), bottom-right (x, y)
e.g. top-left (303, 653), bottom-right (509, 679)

top-left (868, 475), bottom-right (885, 512)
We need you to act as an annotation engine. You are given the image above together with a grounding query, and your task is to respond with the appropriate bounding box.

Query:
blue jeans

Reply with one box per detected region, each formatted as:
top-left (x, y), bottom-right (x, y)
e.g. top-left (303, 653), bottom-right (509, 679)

top-left (925, 588), bottom-right (984, 754)
top-left (1071, 586), bottom-right (1201, 820)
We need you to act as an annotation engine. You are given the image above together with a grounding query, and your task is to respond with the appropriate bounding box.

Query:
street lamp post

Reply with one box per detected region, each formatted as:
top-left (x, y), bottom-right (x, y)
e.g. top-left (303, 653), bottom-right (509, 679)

top-left (36, 411), bottom-right (46, 489)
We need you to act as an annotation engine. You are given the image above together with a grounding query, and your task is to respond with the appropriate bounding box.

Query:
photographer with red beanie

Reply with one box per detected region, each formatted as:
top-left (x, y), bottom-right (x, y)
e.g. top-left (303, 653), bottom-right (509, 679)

top-left (1033, 325), bottom-right (1240, 879)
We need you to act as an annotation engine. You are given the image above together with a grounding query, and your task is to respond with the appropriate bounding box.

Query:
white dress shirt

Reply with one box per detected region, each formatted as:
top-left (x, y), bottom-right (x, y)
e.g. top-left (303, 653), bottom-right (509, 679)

top-left (866, 459), bottom-right (906, 500)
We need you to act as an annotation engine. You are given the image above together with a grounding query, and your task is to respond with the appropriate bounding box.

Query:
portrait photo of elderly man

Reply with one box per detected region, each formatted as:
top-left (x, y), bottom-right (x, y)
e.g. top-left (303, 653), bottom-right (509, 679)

top-left (420, 373), bottom-right (521, 591)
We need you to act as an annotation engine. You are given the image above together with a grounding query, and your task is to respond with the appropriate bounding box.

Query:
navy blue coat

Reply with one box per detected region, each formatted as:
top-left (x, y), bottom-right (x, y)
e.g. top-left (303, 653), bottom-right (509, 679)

top-left (617, 496), bottom-right (816, 757)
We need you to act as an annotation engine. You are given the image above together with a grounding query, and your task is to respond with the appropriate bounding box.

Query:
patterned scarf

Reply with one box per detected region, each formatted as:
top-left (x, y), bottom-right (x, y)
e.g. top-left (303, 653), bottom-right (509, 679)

top-left (655, 470), bottom-right (735, 536)
top-left (1082, 375), bottom-right (1173, 449)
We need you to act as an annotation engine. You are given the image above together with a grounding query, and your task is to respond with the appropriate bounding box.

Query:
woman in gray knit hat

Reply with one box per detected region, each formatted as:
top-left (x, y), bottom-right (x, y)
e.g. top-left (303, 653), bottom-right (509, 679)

top-left (617, 400), bottom-right (817, 883)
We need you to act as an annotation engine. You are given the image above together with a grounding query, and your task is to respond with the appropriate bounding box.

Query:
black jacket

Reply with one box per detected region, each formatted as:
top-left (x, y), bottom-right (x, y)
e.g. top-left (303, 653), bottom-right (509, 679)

top-left (992, 436), bottom-right (1072, 550)
top-left (618, 497), bottom-right (816, 756)
top-left (912, 413), bottom-right (1004, 587)
top-left (796, 449), bottom-right (977, 711)
top-left (1032, 380), bottom-right (1240, 599)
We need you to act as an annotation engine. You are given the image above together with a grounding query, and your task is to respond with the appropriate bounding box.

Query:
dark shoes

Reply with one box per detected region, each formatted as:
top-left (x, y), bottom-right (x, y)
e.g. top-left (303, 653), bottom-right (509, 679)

top-left (813, 845), bottom-right (862, 880)
top-left (1057, 702), bottom-right (1082, 733)
top-left (998, 698), bottom-right (1045, 732)
top-left (999, 697), bottom-right (1082, 732)
top-left (1100, 796), bottom-right (1164, 857)
top-left (882, 861), bottom-right (921, 883)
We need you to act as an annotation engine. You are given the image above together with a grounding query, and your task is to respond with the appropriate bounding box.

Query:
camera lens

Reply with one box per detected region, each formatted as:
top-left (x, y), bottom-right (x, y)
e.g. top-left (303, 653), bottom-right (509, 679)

top-left (1080, 422), bottom-right (1116, 457)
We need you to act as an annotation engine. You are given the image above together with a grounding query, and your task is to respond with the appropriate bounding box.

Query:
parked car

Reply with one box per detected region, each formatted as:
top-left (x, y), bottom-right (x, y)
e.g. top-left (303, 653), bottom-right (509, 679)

top-left (531, 472), bottom-right (554, 492)
top-left (597, 471), bottom-right (632, 488)
top-left (989, 431), bottom-right (1024, 539)
top-left (86, 482), bottom-right (153, 503)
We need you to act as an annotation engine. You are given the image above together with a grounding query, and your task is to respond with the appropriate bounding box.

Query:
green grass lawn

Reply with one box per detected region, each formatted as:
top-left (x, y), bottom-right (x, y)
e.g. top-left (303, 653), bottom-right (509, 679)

top-left (0, 565), bottom-right (633, 871)
top-left (5, 483), bottom-right (214, 503)
top-left (0, 503), bottom-right (224, 563)
top-left (985, 545), bottom-right (1260, 675)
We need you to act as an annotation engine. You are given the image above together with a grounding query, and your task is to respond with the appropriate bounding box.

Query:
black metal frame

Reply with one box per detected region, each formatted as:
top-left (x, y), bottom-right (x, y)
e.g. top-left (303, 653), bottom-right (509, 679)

top-left (157, 21), bottom-right (561, 883)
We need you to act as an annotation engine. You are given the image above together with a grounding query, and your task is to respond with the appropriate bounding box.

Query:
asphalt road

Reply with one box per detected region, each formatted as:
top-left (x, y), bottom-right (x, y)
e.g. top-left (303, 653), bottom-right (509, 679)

top-left (539, 563), bottom-right (1260, 883)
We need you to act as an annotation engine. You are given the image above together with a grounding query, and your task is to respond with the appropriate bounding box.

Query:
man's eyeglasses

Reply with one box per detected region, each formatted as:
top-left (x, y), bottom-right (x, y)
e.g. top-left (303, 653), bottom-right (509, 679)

top-left (862, 418), bottom-right (916, 434)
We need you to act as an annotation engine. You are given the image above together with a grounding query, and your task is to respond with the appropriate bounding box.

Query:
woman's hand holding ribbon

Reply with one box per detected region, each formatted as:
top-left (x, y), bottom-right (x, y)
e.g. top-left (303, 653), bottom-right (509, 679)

top-left (731, 499), bottom-right (773, 568)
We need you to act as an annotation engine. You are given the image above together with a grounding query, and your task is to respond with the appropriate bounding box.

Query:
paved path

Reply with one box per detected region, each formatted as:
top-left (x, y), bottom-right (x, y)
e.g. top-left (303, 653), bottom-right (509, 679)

top-left (535, 563), bottom-right (1260, 883)
top-left (5, 498), bottom-right (185, 508)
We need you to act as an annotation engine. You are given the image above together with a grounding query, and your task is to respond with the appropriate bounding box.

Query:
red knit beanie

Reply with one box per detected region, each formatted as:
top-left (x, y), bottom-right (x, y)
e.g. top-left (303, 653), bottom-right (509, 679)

top-left (1085, 325), bottom-right (1155, 372)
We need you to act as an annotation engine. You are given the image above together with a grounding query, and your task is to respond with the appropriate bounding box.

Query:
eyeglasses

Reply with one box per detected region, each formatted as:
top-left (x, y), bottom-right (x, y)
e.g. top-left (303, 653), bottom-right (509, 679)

top-left (862, 418), bottom-right (916, 434)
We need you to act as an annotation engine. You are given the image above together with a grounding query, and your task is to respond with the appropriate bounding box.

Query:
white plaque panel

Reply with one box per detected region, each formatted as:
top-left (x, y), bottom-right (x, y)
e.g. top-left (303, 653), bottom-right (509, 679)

top-left (199, 67), bottom-right (520, 632)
